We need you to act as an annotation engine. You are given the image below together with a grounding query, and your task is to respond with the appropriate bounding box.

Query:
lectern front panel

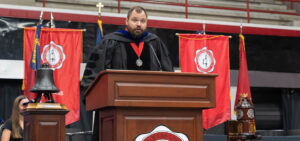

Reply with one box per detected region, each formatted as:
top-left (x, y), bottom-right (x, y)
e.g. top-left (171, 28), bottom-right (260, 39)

top-left (99, 107), bottom-right (203, 141)
top-left (22, 109), bottom-right (68, 141)
top-left (38, 120), bottom-right (60, 141)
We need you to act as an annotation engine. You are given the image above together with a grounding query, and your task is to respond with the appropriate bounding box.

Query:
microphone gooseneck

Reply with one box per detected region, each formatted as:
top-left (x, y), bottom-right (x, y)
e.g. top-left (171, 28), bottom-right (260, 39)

top-left (148, 43), bottom-right (162, 71)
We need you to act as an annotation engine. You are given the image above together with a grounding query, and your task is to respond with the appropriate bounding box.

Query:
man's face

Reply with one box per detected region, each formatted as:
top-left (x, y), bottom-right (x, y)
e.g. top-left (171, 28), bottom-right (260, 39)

top-left (126, 10), bottom-right (147, 39)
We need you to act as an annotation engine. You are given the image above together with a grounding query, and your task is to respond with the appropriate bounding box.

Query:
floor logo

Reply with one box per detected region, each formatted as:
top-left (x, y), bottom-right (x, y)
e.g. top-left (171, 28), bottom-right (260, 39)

top-left (41, 41), bottom-right (66, 70)
top-left (135, 125), bottom-right (189, 141)
top-left (194, 47), bottom-right (216, 73)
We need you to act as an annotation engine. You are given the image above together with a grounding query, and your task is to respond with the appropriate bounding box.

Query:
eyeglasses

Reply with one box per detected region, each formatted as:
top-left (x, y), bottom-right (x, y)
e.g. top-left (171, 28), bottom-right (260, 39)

top-left (22, 102), bottom-right (29, 106)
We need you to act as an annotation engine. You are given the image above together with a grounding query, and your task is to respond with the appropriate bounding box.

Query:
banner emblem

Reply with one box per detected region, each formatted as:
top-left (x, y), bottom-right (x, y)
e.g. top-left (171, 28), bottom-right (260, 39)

top-left (135, 125), bottom-right (189, 141)
top-left (41, 41), bottom-right (66, 70)
top-left (194, 47), bottom-right (216, 73)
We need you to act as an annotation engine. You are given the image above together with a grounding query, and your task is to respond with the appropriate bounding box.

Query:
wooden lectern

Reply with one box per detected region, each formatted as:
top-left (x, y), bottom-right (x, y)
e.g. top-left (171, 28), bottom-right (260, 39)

top-left (84, 70), bottom-right (217, 141)
top-left (22, 106), bottom-right (68, 141)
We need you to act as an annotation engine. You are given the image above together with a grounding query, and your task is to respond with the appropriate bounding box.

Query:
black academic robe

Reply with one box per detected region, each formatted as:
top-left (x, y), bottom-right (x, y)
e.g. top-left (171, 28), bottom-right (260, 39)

top-left (81, 31), bottom-right (173, 90)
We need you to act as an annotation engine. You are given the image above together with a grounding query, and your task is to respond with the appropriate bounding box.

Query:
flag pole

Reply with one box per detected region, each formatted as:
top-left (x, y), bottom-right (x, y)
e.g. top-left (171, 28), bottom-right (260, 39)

top-left (240, 23), bottom-right (243, 34)
top-left (50, 12), bottom-right (55, 28)
top-left (203, 20), bottom-right (206, 35)
top-left (34, 9), bottom-right (43, 71)
top-left (39, 9), bottom-right (43, 23)
top-left (95, 2), bottom-right (104, 45)
top-left (92, 2), bottom-right (104, 133)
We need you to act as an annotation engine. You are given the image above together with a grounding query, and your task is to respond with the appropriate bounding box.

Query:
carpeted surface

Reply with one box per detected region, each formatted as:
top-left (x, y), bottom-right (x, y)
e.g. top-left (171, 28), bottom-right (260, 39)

top-left (204, 134), bottom-right (300, 141)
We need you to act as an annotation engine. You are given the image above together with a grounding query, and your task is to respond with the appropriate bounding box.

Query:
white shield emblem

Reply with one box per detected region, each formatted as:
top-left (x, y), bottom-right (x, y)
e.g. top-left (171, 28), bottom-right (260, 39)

top-left (194, 47), bottom-right (216, 73)
top-left (135, 125), bottom-right (189, 141)
top-left (41, 41), bottom-right (66, 70)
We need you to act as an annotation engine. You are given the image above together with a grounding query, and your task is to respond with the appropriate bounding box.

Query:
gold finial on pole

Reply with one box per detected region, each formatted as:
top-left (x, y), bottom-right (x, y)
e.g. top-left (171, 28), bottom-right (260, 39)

top-left (96, 2), bottom-right (104, 17)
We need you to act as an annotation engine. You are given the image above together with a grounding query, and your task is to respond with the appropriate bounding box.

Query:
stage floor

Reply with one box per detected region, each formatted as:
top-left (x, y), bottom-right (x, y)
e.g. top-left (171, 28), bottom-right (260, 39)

top-left (204, 134), bottom-right (300, 141)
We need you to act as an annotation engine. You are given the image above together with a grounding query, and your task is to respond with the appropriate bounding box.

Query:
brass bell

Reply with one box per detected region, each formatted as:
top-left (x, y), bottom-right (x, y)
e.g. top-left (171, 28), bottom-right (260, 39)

top-left (30, 63), bottom-right (59, 103)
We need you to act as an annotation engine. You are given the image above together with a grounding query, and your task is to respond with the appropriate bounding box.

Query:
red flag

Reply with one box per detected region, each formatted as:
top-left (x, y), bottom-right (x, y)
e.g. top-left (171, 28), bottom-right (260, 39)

top-left (235, 34), bottom-right (252, 109)
top-left (24, 27), bottom-right (82, 125)
top-left (179, 34), bottom-right (231, 129)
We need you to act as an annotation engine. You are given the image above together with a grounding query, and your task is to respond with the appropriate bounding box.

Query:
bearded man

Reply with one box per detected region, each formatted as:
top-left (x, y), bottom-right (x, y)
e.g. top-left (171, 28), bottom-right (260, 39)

top-left (82, 6), bottom-right (173, 89)
top-left (81, 6), bottom-right (173, 141)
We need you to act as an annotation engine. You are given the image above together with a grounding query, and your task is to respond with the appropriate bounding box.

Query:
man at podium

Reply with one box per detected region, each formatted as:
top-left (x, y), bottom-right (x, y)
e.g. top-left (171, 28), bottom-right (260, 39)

top-left (81, 6), bottom-right (173, 141)
top-left (81, 6), bottom-right (173, 91)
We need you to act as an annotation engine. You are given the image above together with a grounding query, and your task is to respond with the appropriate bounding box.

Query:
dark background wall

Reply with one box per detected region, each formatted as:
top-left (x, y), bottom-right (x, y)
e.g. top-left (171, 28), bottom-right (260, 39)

top-left (1, 17), bottom-right (300, 135)
top-left (1, 17), bottom-right (300, 73)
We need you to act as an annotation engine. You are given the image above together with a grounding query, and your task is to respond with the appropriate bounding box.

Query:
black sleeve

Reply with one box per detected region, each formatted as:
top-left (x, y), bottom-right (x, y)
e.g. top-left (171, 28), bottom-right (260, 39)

top-left (156, 38), bottom-right (174, 72)
top-left (2, 119), bottom-right (12, 131)
top-left (80, 39), bottom-right (118, 92)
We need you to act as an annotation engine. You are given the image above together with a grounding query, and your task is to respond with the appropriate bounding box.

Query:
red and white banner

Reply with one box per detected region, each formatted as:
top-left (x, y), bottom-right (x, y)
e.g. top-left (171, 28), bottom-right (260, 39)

top-left (235, 34), bottom-right (252, 109)
top-left (179, 34), bottom-right (231, 129)
top-left (23, 27), bottom-right (82, 125)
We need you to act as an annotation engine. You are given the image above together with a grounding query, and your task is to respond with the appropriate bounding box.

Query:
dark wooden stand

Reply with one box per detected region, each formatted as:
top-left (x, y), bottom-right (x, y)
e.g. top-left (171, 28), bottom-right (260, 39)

top-left (85, 70), bottom-right (217, 141)
top-left (227, 120), bottom-right (262, 141)
top-left (22, 108), bottom-right (68, 141)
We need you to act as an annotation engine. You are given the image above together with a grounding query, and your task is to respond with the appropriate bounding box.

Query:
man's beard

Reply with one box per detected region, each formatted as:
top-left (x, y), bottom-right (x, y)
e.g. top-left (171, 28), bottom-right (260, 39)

top-left (127, 26), bottom-right (145, 39)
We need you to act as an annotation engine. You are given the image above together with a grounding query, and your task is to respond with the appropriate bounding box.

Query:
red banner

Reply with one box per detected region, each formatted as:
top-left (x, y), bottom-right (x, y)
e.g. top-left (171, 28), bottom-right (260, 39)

top-left (235, 34), bottom-right (252, 108)
top-left (179, 34), bottom-right (231, 129)
top-left (24, 27), bottom-right (82, 125)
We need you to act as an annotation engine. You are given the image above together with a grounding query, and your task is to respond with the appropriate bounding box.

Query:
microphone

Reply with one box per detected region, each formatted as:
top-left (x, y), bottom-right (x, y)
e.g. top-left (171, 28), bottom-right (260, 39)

top-left (148, 43), bottom-right (162, 71)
